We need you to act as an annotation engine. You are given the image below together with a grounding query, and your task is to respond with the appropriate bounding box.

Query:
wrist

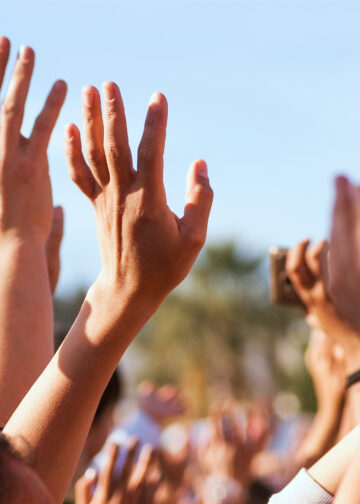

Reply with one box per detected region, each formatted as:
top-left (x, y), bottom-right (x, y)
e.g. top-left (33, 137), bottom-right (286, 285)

top-left (0, 229), bottom-right (46, 248)
top-left (84, 277), bottom-right (160, 348)
top-left (316, 400), bottom-right (344, 423)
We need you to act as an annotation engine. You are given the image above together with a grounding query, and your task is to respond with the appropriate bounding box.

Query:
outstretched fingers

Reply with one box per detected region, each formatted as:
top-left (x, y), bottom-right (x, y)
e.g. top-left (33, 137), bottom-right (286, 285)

top-left (29, 80), bottom-right (67, 154)
top-left (0, 45), bottom-right (35, 148)
top-left (65, 123), bottom-right (97, 199)
top-left (181, 159), bottom-right (213, 251)
top-left (137, 92), bottom-right (168, 196)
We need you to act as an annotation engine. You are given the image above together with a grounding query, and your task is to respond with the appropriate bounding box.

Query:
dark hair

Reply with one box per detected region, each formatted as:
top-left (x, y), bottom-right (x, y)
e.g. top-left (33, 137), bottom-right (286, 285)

top-left (93, 369), bottom-right (124, 423)
top-left (0, 434), bottom-right (23, 501)
top-left (246, 479), bottom-right (274, 504)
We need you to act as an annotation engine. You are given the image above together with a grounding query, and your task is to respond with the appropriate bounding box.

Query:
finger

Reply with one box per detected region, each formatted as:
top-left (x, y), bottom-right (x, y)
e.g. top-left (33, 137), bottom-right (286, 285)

top-left (331, 176), bottom-right (355, 264)
top-left (46, 206), bottom-right (64, 295)
top-left (305, 240), bottom-right (329, 280)
top-left (181, 160), bottom-right (213, 252)
top-left (75, 468), bottom-right (98, 504)
top-left (0, 45), bottom-right (35, 147)
top-left (81, 85), bottom-right (109, 185)
top-left (128, 445), bottom-right (156, 500)
top-left (0, 36), bottom-right (10, 92)
top-left (29, 79), bottom-right (67, 154)
top-left (65, 123), bottom-right (97, 199)
top-left (102, 81), bottom-right (133, 185)
top-left (137, 92), bottom-right (167, 194)
top-left (286, 239), bottom-right (314, 294)
top-left (94, 443), bottom-right (119, 499)
top-left (116, 438), bottom-right (139, 490)
top-left (142, 478), bottom-right (161, 504)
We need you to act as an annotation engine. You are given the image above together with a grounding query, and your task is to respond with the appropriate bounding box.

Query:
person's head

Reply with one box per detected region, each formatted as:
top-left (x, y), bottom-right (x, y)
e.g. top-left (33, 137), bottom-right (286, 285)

top-left (0, 434), bottom-right (55, 503)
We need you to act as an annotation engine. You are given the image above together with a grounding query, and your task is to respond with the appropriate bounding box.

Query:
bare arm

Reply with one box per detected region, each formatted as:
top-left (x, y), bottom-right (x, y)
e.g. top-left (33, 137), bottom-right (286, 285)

top-left (294, 330), bottom-right (345, 470)
top-left (3, 83), bottom-right (213, 502)
top-left (0, 37), bottom-right (66, 425)
top-left (286, 239), bottom-right (360, 437)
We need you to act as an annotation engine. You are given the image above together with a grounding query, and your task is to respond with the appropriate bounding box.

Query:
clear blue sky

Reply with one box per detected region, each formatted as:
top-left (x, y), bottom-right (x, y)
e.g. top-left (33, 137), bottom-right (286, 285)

top-left (3, 0), bottom-right (360, 293)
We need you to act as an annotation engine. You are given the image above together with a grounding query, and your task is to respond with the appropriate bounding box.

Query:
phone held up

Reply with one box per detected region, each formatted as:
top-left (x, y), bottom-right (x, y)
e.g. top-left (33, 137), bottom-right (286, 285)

top-left (269, 246), bottom-right (304, 309)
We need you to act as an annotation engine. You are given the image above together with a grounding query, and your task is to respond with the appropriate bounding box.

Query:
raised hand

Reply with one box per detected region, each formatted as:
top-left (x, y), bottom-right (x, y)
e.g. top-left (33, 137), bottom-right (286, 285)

top-left (65, 84), bottom-right (213, 312)
top-left (3, 83), bottom-right (212, 502)
top-left (286, 239), bottom-right (360, 373)
top-left (75, 441), bottom-right (160, 504)
top-left (329, 176), bottom-right (360, 335)
top-left (0, 36), bottom-right (66, 425)
top-left (0, 40), bottom-right (67, 242)
top-left (137, 381), bottom-right (187, 425)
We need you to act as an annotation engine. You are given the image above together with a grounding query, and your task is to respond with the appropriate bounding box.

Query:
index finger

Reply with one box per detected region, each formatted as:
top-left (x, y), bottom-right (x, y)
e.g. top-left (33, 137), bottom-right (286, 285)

top-left (0, 45), bottom-right (35, 148)
top-left (137, 92), bottom-right (167, 196)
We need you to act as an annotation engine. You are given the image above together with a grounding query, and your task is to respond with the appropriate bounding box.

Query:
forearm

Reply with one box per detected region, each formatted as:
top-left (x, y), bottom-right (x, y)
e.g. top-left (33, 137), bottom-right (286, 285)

top-left (308, 424), bottom-right (360, 495)
top-left (3, 279), bottom-right (157, 503)
top-left (295, 405), bottom-right (343, 469)
top-left (0, 236), bottom-right (53, 425)
top-left (334, 451), bottom-right (360, 503)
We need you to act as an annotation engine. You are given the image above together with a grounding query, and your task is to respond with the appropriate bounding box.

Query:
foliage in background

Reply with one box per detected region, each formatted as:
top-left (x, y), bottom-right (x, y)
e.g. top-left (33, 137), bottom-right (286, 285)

top-left (53, 242), bottom-right (316, 416)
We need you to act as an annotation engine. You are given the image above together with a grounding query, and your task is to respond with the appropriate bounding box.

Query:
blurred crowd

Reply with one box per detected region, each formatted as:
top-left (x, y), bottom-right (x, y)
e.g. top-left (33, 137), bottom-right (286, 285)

top-left (1, 35), bottom-right (360, 504)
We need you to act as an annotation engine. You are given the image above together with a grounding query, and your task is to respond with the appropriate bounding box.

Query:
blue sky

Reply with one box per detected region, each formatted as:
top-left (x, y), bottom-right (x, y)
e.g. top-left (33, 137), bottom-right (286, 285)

top-left (2, 0), bottom-right (360, 293)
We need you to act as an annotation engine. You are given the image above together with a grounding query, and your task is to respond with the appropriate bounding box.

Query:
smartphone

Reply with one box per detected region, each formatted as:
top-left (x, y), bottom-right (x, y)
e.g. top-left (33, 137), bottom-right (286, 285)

top-left (269, 246), bottom-right (304, 307)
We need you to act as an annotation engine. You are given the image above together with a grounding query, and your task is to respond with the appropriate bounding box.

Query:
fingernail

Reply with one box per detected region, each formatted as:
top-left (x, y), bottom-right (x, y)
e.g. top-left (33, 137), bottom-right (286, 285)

top-left (84, 467), bottom-right (97, 480)
top-left (149, 92), bottom-right (163, 109)
top-left (53, 207), bottom-right (63, 220)
top-left (18, 45), bottom-right (32, 61)
top-left (82, 87), bottom-right (94, 107)
top-left (102, 82), bottom-right (115, 101)
top-left (0, 36), bottom-right (9, 51)
top-left (53, 80), bottom-right (66, 92)
top-left (194, 159), bottom-right (208, 178)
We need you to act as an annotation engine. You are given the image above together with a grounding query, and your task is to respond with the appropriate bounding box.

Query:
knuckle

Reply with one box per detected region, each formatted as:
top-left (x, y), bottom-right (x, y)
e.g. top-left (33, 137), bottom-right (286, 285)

top-left (1, 99), bottom-right (20, 119)
top-left (137, 144), bottom-right (160, 165)
top-left (85, 146), bottom-right (103, 166)
top-left (106, 143), bottom-right (122, 163)
top-left (192, 183), bottom-right (213, 203)
top-left (104, 105), bottom-right (117, 122)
